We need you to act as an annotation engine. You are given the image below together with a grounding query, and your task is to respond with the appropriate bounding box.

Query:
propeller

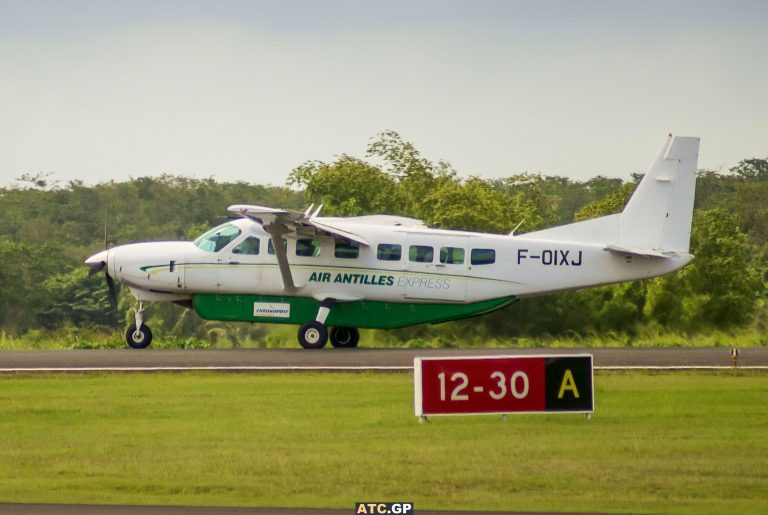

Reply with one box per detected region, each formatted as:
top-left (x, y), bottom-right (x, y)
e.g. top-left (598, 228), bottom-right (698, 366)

top-left (105, 271), bottom-right (118, 312)
top-left (85, 203), bottom-right (118, 312)
top-left (85, 251), bottom-right (118, 312)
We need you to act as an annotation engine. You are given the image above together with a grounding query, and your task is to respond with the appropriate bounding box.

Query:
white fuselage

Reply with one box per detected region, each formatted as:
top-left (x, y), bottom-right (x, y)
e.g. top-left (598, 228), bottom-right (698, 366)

top-left (101, 216), bottom-right (691, 304)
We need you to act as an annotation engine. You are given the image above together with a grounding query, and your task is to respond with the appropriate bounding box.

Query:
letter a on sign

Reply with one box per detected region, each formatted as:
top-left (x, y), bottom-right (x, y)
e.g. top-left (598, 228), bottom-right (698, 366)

top-left (558, 369), bottom-right (580, 399)
top-left (544, 356), bottom-right (593, 412)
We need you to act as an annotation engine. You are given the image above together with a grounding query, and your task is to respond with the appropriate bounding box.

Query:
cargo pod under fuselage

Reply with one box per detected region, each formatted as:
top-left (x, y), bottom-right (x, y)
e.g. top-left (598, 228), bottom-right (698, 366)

top-left (191, 294), bottom-right (516, 329)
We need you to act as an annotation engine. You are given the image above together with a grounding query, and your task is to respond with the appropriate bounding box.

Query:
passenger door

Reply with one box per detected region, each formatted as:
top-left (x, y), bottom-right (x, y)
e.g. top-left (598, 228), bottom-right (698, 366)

top-left (403, 235), bottom-right (467, 301)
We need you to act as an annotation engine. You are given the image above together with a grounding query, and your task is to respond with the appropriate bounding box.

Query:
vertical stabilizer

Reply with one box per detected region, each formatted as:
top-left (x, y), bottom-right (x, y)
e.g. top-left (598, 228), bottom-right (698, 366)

top-left (619, 135), bottom-right (699, 253)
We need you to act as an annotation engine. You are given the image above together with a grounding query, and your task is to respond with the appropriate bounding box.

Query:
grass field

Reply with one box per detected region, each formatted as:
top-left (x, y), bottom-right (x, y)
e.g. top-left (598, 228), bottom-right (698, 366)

top-left (2, 324), bottom-right (767, 350)
top-left (0, 371), bottom-right (766, 513)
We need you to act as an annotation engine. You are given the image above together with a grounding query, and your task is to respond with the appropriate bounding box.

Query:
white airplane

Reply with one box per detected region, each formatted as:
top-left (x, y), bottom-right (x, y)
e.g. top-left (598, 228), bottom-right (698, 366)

top-left (85, 135), bottom-right (699, 349)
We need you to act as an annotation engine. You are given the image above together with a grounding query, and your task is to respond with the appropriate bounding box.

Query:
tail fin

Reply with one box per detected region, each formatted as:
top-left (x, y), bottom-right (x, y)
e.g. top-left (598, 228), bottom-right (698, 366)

top-left (522, 135), bottom-right (699, 255)
top-left (619, 135), bottom-right (699, 253)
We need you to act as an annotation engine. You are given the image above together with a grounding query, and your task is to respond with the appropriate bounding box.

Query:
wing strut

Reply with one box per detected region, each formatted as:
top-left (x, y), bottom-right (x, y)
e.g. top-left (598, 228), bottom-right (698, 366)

top-left (263, 222), bottom-right (299, 293)
top-left (229, 203), bottom-right (370, 294)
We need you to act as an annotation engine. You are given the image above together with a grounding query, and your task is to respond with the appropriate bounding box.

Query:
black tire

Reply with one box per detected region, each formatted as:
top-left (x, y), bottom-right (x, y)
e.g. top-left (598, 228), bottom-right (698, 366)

top-left (297, 321), bottom-right (328, 349)
top-left (330, 327), bottom-right (360, 348)
top-left (126, 324), bottom-right (153, 349)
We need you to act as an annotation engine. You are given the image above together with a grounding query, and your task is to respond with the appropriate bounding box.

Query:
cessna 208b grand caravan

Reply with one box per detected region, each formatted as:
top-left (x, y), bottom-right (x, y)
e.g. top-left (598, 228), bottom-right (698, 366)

top-left (86, 135), bottom-right (699, 349)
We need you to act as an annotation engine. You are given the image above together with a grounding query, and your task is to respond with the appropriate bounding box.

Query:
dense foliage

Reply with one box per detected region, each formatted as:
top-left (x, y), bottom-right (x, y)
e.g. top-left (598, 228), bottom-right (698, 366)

top-left (1, 132), bottom-right (765, 346)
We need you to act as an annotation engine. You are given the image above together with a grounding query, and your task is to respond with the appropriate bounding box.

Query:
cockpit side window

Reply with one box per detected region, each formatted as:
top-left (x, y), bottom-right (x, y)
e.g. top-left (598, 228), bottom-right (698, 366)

top-left (193, 223), bottom-right (242, 252)
top-left (232, 236), bottom-right (260, 255)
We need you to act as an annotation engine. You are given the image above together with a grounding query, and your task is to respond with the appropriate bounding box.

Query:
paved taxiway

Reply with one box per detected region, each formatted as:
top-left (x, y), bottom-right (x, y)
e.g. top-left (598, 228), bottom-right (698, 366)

top-left (1, 347), bottom-right (766, 371)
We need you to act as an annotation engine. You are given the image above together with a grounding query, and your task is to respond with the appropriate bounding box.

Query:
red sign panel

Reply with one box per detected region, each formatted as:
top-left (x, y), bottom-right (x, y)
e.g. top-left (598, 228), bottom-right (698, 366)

top-left (414, 355), bottom-right (593, 417)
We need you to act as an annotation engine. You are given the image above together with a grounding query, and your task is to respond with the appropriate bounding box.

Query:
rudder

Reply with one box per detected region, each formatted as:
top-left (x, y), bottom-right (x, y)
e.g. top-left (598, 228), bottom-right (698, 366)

top-left (619, 135), bottom-right (699, 254)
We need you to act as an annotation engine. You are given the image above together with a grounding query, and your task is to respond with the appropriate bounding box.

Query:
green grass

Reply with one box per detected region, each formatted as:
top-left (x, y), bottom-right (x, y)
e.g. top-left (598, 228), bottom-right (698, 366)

top-left (0, 371), bottom-right (766, 513)
top-left (2, 324), bottom-right (767, 349)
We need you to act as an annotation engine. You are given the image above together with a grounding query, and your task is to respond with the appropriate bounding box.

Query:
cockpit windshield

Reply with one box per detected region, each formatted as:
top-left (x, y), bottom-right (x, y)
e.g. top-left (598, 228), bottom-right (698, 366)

top-left (193, 223), bottom-right (242, 252)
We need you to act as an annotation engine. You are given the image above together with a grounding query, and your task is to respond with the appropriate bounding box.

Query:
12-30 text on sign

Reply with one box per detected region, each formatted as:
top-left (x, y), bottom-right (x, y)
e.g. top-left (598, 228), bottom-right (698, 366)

top-left (414, 355), bottom-right (593, 417)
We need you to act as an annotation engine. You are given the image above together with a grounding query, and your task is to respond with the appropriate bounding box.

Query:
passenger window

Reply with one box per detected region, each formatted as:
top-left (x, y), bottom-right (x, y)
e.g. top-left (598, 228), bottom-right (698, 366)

top-left (335, 242), bottom-right (359, 259)
top-left (439, 247), bottom-right (465, 265)
top-left (471, 248), bottom-right (496, 265)
top-left (377, 243), bottom-right (402, 261)
top-left (409, 245), bottom-right (434, 263)
top-left (232, 236), bottom-right (260, 255)
top-left (296, 239), bottom-right (321, 257)
top-left (267, 239), bottom-right (288, 255)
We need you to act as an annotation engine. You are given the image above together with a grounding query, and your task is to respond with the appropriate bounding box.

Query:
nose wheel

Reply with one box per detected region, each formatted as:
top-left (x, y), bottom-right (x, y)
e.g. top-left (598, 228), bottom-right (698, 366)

top-left (126, 301), bottom-right (153, 349)
top-left (126, 324), bottom-right (153, 349)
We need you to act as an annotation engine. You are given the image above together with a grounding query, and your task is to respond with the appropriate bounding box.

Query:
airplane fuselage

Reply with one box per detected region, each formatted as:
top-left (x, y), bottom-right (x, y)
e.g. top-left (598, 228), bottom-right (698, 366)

top-left (85, 135), bottom-right (700, 348)
top-left (96, 216), bottom-right (691, 329)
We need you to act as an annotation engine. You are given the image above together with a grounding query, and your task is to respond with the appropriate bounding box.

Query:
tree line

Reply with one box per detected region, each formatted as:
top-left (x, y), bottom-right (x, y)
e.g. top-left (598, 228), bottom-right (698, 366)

top-left (0, 132), bottom-right (765, 346)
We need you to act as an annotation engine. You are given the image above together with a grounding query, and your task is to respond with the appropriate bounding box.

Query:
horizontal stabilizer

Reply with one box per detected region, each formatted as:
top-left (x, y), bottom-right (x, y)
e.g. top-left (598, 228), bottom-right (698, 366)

top-left (604, 244), bottom-right (671, 259)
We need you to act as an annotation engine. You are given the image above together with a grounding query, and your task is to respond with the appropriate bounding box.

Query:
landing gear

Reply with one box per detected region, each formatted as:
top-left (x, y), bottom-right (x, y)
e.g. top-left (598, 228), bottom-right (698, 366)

top-left (296, 298), bottom-right (361, 350)
top-left (297, 298), bottom-right (334, 349)
top-left (330, 327), bottom-right (360, 348)
top-left (126, 301), bottom-right (153, 349)
top-left (298, 321), bottom-right (328, 349)
top-left (126, 324), bottom-right (153, 349)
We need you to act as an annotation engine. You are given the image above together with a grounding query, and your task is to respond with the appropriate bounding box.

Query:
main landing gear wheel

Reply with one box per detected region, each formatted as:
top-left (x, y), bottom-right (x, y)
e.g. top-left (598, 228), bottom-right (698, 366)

top-left (126, 324), bottom-right (153, 349)
top-left (330, 327), bottom-right (360, 348)
top-left (298, 321), bottom-right (328, 349)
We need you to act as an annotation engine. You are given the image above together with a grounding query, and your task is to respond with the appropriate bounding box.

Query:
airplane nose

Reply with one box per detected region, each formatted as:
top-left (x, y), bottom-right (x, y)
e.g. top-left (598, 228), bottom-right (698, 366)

top-left (85, 249), bottom-right (109, 271)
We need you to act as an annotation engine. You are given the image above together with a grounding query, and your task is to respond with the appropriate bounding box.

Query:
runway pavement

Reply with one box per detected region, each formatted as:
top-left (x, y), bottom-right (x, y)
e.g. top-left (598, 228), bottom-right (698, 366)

top-left (1, 347), bottom-right (766, 372)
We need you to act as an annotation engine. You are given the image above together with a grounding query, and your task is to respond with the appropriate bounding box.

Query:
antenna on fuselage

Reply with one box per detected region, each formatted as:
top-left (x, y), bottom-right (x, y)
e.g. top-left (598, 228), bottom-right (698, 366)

top-left (509, 219), bottom-right (526, 236)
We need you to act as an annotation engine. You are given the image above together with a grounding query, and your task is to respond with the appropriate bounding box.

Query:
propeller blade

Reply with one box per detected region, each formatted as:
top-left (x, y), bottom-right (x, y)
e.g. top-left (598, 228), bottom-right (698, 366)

top-left (103, 203), bottom-right (109, 250)
top-left (88, 261), bottom-right (106, 276)
top-left (105, 272), bottom-right (118, 312)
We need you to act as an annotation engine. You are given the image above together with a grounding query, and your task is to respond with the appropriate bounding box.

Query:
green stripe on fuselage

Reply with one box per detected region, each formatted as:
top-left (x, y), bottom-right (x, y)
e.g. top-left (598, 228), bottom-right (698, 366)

top-left (192, 294), bottom-right (517, 329)
top-left (139, 262), bottom-right (519, 284)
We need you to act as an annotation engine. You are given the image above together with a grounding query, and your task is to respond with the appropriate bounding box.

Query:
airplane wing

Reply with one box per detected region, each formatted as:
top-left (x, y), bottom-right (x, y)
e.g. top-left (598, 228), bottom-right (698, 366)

top-left (228, 204), bottom-right (369, 293)
top-left (228, 204), bottom-right (370, 246)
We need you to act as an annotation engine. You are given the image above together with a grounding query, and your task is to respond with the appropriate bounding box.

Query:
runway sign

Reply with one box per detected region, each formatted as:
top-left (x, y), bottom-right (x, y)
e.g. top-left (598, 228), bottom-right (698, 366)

top-left (414, 355), bottom-right (593, 417)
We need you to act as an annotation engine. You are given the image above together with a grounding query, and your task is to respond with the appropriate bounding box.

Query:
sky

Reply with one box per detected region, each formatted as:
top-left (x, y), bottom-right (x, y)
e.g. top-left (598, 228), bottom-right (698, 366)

top-left (1, 0), bottom-right (767, 188)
